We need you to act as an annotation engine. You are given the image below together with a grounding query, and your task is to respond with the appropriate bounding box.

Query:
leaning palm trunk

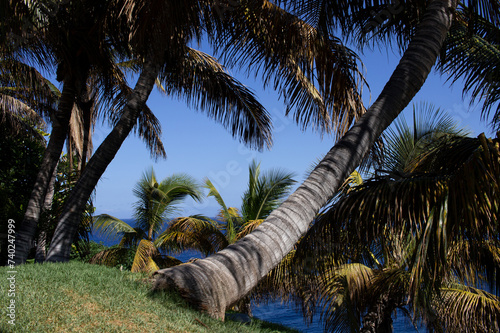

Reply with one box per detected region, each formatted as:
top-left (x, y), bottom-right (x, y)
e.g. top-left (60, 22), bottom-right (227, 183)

top-left (45, 60), bottom-right (160, 262)
top-left (152, 0), bottom-right (457, 320)
top-left (14, 79), bottom-right (76, 264)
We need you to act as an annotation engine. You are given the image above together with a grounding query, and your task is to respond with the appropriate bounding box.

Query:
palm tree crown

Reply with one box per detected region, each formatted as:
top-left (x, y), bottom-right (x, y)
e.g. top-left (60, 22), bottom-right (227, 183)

top-left (287, 105), bottom-right (500, 332)
top-left (156, 160), bottom-right (296, 255)
top-left (92, 167), bottom-right (202, 272)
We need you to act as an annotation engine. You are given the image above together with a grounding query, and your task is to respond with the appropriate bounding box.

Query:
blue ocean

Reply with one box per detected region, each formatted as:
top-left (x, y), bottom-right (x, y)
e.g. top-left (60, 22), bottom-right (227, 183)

top-left (91, 222), bottom-right (419, 333)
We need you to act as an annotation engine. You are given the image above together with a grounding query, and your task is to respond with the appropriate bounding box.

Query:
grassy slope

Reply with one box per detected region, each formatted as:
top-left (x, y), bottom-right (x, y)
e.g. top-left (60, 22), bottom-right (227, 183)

top-left (0, 261), bottom-right (298, 333)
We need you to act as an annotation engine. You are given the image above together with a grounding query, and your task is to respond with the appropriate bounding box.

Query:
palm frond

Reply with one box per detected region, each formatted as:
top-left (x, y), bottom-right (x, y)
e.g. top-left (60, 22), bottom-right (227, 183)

top-left (156, 215), bottom-right (228, 256)
top-left (435, 283), bottom-right (500, 332)
top-left (438, 11), bottom-right (500, 130)
top-left (236, 219), bottom-right (265, 240)
top-left (153, 255), bottom-right (183, 269)
top-left (159, 46), bottom-right (272, 150)
top-left (132, 168), bottom-right (202, 239)
top-left (131, 239), bottom-right (160, 273)
top-left (89, 247), bottom-right (133, 267)
top-left (204, 178), bottom-right (241, 243)
top-left (0, 94), bottom-right (46, 142)
top-left (92, 214), bottom-right (136, 240)
top-left (213, 0), bottom-right (366, 139)
top-left (383, 103), bottom-right (470, 173)
top-left (241, 160), bottom-right (296, 221)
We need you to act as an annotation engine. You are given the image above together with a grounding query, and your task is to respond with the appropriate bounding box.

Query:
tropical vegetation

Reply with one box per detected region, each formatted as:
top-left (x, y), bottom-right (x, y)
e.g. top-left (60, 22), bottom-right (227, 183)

top-left (280, 106), bottom-right (500, 332)
top-left (1, 0), bottom-right (499, 329)
top-left (153, 0), bottom-right (500, 320)
top-left (157, 160), bottom-right (296, 255)
top-left (91, 167), bottom-right (202, 273)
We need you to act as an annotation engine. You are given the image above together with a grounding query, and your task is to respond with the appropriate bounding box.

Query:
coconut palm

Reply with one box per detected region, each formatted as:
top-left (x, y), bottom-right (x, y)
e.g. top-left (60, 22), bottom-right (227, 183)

top-left (8, 0), bottom-right (129, 264)
top-left (156, 160), bottom-right (296, 255)
top-left (45, 0), bottom-right (365, 263)
top-left (287, 106), bottom-right (500, 332)
top-left (154, 160), bottom-right (295, 314)
top-left (153, 0), bottom-right (463, 319)
top-left (91, 167), bottom-right (202, 273)
top-left (7, 0), bottom-right (172, 263)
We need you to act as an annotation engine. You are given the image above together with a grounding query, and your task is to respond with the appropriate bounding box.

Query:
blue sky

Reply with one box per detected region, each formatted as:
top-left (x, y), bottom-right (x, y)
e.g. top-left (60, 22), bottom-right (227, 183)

top-left (90, 46), bottom-right (495, 219)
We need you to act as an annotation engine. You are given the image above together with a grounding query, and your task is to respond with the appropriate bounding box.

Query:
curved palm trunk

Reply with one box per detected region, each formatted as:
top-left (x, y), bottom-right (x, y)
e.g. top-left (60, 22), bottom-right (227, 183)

top-left (45, 60), bottom-right (160, 263)
top-left (152, 0), bottom-right (457, 320)
top-left (14, 79), bottom-right (76, 264)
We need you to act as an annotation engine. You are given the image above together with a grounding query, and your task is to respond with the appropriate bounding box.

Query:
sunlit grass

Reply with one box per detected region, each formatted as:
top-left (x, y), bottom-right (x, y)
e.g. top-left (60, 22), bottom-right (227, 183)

top-left (0, 261), bottom-right (298, 333)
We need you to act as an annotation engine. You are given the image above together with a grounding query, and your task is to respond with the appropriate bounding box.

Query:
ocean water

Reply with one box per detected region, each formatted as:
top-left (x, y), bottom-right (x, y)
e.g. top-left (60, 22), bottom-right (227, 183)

top-left (252, 301), bottom-right (420, 332)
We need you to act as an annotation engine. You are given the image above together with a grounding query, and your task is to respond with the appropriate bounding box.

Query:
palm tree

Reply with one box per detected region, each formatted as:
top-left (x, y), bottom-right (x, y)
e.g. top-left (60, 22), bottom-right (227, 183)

top-left (7, 0), bottom-right (171, 263)
top-left (288, 106), bottom-right (500, 332)
top-left (153, 0), bottom-right (463, 319)
top-left (9, 0), bottom-right (129, 264)
top-left (45, 0), bottom-right (365, 263)
top-left (91, 167), bottom-right (202, 273)
top-left (156, 160), bottom-right (296, 255)
top-left (155, 160), bottom-right (295, 314)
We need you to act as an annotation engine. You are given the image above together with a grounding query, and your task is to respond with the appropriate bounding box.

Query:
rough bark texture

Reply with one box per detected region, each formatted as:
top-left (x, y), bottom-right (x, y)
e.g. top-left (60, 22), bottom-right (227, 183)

top-left (45, 60), bottom-right (160, 263)
top-left (152, 0), bottom-right (457, 320)
top-left (35, 164), bottom-right (58, 263)
top-left (14, 79), bottom-right (76, 264)
top-left (360, 293), bottom-right (395, 333)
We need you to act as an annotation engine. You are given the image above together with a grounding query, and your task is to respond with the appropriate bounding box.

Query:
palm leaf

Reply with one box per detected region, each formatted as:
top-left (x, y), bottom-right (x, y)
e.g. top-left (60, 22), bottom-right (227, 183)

top-left (241, 160), bottom-right (296, 221)
top-left (236, 219), bottom-right (265, 241)
top-left (155, 215), bottom-right (229, 256)
top-left (131, 239), bottom-right (160, 273)
top-left (159, 46), bottom-right (272, 150)
top-left (132, 168), bottom-right (202, 239)
top-left (213, 0), bottom-right (366, 139)
top-left (436, 283), bottom-right (500, 332)
top-left (89, 247), bottom-right (133, 267)
top-left (92, 214), bottom-right (136, 240)
top-left (204, 178), bottom-right (241, 243)
top-left (438, 11), bottom-right (500, 130)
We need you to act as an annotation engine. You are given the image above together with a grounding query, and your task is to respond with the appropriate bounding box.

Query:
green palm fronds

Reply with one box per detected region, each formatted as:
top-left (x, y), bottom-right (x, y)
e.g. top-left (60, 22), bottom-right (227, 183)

top-left (131, 239), bottom-right (160, 273)
top-left (155, 216), bottom-right (228, 256)
top-left (285, 108), bottom-right (500, 332)
top-left (91, 167), bottom-right (202, 272)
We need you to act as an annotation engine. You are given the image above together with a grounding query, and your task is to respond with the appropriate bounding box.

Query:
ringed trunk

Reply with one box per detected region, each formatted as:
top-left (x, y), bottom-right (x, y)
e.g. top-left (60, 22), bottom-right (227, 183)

top-left (14, 79), bottom-right (76, 264)
top-left (152, 0), bottom-right (457, 320)
top-left (45, 60), bottom-right (160, 263)
top-left (360, 292), bottom-right (397, 333)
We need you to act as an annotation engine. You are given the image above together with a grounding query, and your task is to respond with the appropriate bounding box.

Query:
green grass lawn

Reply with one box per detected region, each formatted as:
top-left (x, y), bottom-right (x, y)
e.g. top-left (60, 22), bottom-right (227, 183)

top-left (0, 261), bottom-right (298, 333)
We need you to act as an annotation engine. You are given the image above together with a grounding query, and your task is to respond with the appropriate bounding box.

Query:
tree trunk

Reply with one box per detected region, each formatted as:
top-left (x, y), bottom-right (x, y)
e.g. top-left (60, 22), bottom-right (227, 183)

top-left (35, 164), bottom-right (58, 263)
top-left (152, 0), bottom-right (457, 320)
top-left (360, 293), bottom-right (395, 333)
top-left (14, 79), bottom-right (76, 264)
top-left (45, 60), bottom-right (160, 263)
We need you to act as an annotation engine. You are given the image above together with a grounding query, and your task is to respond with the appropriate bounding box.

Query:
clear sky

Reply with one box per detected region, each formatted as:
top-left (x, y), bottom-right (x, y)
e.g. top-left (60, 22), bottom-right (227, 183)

top-left (90, 45), bottom-right (495, 220)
